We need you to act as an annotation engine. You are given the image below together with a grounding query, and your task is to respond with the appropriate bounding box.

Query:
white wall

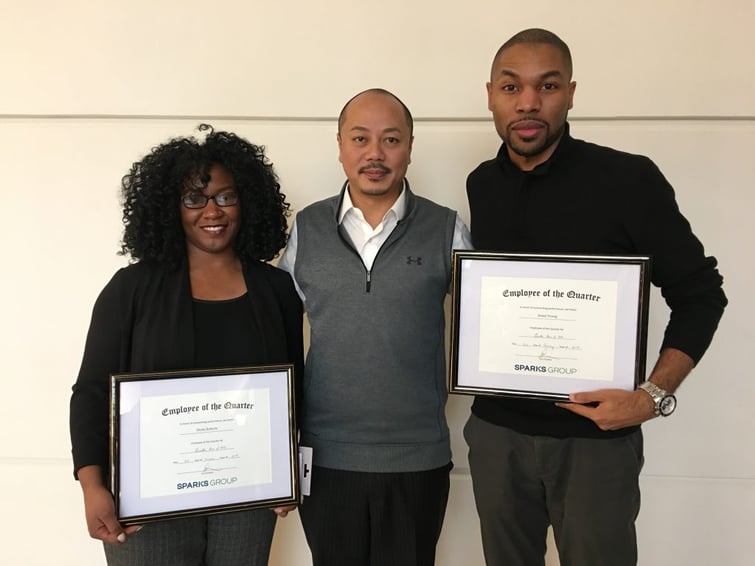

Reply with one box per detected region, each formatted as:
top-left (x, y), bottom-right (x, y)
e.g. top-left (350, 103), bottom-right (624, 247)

top-left (1, 2), bottom-right (753, 565)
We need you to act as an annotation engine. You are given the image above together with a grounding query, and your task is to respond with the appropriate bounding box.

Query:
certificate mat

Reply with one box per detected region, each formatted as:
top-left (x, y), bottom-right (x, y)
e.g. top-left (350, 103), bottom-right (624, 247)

top-left (110, 364), bottom-right (298, 525)
top-left (449, 252), bottom-right (651, 401)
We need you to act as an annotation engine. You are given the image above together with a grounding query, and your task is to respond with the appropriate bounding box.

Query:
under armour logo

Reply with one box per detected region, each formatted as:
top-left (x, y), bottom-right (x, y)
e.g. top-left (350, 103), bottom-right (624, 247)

top-left (406, 256), bottom-right (423, 265)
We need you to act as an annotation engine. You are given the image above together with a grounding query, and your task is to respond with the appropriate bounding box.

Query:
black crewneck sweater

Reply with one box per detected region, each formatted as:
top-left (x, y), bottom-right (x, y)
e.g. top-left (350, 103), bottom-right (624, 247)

top-left (466, 124), bottom-right (726, 438)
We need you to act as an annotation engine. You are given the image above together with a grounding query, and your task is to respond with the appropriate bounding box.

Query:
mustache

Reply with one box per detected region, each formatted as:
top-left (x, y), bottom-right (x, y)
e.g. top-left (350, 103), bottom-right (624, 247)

top-left (510, 117), bottom-right (548, 127)
top-left (358, 162), bottom-right (391, 174)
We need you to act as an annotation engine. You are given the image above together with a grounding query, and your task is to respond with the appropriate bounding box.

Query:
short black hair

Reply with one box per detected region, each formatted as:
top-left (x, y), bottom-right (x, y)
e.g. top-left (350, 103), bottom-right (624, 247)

top-left (491, 28), bottom-right (573, 79)
top-left (337, 88), bottom-right (414, 135)
top-left (120, 124), bottom-right (290, 267)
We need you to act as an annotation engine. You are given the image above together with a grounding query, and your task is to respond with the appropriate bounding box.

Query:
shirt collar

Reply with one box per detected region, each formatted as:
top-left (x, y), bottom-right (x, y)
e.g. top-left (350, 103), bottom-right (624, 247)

top-left (338, 179), bottom-right (408, 225)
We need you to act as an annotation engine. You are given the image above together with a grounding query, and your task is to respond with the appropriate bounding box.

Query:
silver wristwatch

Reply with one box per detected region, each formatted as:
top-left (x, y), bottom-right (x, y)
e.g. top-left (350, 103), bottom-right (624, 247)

top-left (638, 381), bottom-right (677, 417)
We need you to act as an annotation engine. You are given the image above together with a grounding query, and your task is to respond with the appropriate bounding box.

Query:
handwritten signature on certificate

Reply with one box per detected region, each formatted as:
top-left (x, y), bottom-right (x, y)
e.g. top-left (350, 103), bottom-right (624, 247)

top-left (512, 307), bottom-right (582, 362)
top-left (172, 419), bottom-right (241, 475)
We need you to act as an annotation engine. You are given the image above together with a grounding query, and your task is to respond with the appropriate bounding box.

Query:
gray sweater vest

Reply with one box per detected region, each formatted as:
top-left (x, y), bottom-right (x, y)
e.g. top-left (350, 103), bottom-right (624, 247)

top-left (294, 186), bottom-right (457, 472)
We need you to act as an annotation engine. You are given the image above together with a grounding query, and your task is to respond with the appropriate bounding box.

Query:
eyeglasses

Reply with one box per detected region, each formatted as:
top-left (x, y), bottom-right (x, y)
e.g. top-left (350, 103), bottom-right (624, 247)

top-left (181, 191), bottom-right (239, 209)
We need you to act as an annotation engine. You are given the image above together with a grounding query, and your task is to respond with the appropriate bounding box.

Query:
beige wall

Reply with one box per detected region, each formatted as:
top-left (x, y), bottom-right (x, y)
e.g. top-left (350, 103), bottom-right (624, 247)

top-left (1, 2), bottom-right (753, 565)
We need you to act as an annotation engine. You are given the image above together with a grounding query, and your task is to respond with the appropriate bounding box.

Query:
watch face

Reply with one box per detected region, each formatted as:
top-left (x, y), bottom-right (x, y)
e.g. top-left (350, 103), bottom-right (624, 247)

top-left (659, 395), bottom-right (677, 416)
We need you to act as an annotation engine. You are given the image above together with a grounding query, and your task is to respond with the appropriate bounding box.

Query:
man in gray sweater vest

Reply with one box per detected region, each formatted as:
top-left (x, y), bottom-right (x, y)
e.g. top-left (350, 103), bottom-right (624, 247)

top-left (279, 88), bottom-right (472, 566)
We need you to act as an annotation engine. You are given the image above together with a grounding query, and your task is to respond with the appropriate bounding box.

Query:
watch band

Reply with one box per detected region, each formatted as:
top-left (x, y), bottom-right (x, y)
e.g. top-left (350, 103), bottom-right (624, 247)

top-left (638, 381), bottom-right (677, 417)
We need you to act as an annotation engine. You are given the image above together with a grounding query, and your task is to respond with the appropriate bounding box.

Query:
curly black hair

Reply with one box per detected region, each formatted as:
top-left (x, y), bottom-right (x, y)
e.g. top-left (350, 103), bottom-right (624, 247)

top-left (120, 124), bottom-right (290, 266)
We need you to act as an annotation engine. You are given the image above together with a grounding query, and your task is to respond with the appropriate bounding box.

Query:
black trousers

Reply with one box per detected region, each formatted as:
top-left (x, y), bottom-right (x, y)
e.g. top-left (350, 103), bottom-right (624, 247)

top-left (299, 463), bottom-right (451, 566)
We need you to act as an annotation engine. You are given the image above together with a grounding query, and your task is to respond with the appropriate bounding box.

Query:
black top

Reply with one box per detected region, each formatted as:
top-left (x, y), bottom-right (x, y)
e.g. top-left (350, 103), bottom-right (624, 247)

top-left (193, 294), bottom-right (263, 368)
top-left (466, 124), bottom-right (727, 438)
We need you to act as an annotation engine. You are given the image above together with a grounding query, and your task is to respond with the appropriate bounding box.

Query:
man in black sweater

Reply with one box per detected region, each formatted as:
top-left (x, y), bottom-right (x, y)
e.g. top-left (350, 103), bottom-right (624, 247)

top-left (464, 28), bottom-right (727, 566)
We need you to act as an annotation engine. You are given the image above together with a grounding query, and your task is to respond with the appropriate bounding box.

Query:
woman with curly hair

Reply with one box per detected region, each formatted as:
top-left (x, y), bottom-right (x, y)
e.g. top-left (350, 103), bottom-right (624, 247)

top-left (69, 125), bottom-right (303, 565)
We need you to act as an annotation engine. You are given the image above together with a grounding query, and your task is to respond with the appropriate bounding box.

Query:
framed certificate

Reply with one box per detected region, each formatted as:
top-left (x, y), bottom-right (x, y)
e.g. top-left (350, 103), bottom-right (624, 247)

top-left (110, 364), bottom-right (298, 525)
top-left (449, 252), bottom-right (651, 401)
